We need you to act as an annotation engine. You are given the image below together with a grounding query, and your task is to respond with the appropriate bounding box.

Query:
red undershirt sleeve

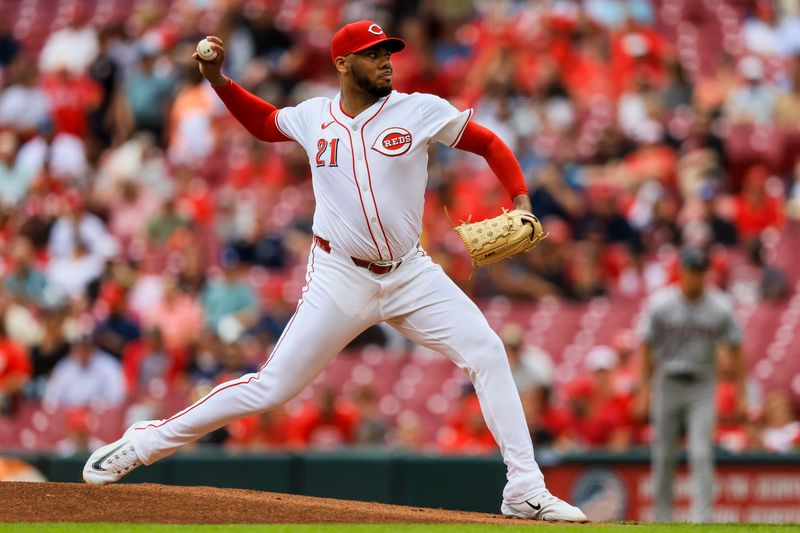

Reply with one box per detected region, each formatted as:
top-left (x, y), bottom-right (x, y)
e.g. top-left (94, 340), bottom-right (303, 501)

top-left (213, 78), bottom-right (292, 143)
top-left (453, 121), bottom-right (529, 200)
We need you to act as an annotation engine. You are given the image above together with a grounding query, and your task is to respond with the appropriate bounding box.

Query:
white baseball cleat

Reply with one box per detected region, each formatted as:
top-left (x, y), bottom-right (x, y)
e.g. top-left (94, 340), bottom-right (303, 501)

top-left (82, 421), bottom-right (155, 485)
top-left (501, 490), bottom-right (588, 522)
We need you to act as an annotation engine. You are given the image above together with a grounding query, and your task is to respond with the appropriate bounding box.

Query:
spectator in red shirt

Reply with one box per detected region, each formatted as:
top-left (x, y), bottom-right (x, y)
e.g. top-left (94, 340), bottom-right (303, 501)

top-left (520, 385), bottom-right (574, 450)
top-left (122, 327), bottom-right (185, 396)
top-left (226, 406), bottom-right (294, 450)
top-left (715, 380), bottom-right (748, 453)
top-left (438, 392), bottom-right (497, 455)
top-left (0, 322), bottom-right (31, 416)
top-left (40, 69), bottom-right (101, 138)
top-left (735, 165), bottom-right (786, 242)
top-left (288, 386), bottom-right (360, 448)
top-left (561, 28), bottom-right (615, 105)
top-left (55, 406), bottom-right (104, 456)
top-left (609, 17), bottom-right (666, 95)
top-left (566, 346), bottom-right (635, 450)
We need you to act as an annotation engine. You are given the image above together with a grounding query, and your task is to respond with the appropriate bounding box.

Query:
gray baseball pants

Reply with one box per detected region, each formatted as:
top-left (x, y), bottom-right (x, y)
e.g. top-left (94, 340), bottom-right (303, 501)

top-left (651, 372), bottom-right (716, 523)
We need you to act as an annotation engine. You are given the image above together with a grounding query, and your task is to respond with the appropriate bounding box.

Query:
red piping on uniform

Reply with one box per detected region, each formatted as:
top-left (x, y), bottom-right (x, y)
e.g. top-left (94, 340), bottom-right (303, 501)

top-left (328, 102), bottom-right (384, 260)
top-left (360, 95), bottom-right (394, 258)
top-left (449, 108), bottom-right (473, 147)
top-left (135, 244), bottom-right (319, 432)
top-left (274, 109), bottom-right (294, 140)
top-left (339, 99), bottom-right (356, 119)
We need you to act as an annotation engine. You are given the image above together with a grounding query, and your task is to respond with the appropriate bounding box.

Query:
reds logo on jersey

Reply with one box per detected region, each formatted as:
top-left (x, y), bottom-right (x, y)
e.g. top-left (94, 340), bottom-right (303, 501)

top-left (371, 127), bottom-right (413, 156)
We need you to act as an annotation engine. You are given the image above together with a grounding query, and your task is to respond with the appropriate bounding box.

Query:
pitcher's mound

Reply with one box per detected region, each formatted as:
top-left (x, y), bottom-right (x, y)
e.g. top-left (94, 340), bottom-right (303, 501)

top-left (0, 482), bottom-right (529, 524)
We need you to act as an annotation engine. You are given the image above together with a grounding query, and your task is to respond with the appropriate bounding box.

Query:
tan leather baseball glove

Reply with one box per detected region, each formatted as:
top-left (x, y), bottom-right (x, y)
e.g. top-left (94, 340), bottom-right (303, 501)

top-left (453, 209), bottom-right (548, 268)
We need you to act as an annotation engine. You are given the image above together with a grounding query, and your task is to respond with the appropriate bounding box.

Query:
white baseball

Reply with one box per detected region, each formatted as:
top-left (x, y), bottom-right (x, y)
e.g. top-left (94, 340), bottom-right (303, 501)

top-left (196, 39), bottom-right (217, 61)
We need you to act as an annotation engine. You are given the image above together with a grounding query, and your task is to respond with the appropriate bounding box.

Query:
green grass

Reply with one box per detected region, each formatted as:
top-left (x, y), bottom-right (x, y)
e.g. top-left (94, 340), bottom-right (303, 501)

top-left (2, 525), bottom-right (799, 532)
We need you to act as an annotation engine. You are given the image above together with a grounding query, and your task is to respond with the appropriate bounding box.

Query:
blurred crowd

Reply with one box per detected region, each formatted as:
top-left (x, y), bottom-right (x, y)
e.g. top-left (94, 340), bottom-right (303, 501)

top-left (0, 0), bottom-right (798, 455)
top-left (495, 324), bottom-right (800, 457)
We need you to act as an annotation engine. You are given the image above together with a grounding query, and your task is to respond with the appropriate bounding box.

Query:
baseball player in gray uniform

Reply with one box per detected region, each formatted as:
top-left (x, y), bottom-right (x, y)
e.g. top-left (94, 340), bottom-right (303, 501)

top-left (636, 247), bottom-right (745, 523)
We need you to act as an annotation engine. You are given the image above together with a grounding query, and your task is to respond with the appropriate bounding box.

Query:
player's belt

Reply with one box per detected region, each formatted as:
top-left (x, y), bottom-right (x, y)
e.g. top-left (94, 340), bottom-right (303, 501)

top-left (351, 256), bottom-right (403, 275)
top-left (314, 235), bottom-right (403, 275)
top-left (665, 372), bottom-right (701, 383)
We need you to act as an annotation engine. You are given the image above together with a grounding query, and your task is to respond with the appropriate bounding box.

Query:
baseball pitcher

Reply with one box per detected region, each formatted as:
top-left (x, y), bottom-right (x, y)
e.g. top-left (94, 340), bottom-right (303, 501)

top-left (83, 20), bottom-right (584, 522)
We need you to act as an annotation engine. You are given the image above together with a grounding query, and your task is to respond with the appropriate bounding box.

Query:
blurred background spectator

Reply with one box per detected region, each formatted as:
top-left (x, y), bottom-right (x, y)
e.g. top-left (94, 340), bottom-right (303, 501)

top-left (760, 391), bottom-right (800, 453)
top-left (0, 321), bottom-right (30, 416)
top-left (502, 323), bottom-right (553, 394)
top-left (43, 333), bottom-right (125, 409)
top-left (438, 389), bottom-right (496, 455)
top-left (289, 386), bottom-right (360, 449)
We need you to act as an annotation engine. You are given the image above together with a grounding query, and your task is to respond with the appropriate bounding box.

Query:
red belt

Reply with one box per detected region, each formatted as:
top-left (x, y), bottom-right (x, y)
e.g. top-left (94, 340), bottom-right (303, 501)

top-left (314, 235), bottom-right (402, 275)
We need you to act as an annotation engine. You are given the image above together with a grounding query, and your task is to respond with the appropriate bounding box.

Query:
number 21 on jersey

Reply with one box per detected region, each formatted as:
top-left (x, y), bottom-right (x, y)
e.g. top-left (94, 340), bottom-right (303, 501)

top-left (315, 138), bottom-right (339, 167)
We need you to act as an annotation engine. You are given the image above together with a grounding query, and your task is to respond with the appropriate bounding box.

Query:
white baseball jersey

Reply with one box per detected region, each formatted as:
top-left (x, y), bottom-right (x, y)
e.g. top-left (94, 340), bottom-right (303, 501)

top-left (118, 87), bottom-right (552, 509)
top-left (276, 91), bottom-right (472, 261)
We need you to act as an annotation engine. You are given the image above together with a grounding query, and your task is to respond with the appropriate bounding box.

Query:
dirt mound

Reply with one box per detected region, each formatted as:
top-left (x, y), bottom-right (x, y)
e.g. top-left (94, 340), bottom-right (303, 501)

top-left (0, 482), bottom-right (530, 524)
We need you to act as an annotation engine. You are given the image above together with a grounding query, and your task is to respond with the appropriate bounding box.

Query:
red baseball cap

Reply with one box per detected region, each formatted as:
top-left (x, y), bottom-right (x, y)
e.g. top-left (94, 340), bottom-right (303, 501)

top-left (331, 20), bottom-right (405, 63)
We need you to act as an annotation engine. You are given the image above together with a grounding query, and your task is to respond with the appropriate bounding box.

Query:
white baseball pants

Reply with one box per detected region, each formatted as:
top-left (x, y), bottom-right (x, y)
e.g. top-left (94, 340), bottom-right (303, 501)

top-left (131, 241), bottom-right (546, 503)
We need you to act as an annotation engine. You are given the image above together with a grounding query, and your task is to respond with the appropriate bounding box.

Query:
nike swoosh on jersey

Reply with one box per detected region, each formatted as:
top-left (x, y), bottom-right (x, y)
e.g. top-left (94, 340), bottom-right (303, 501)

top-left (91, 442), bottom-right (128, 471)
top-left (321, 120), bottom-right (335, 129)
